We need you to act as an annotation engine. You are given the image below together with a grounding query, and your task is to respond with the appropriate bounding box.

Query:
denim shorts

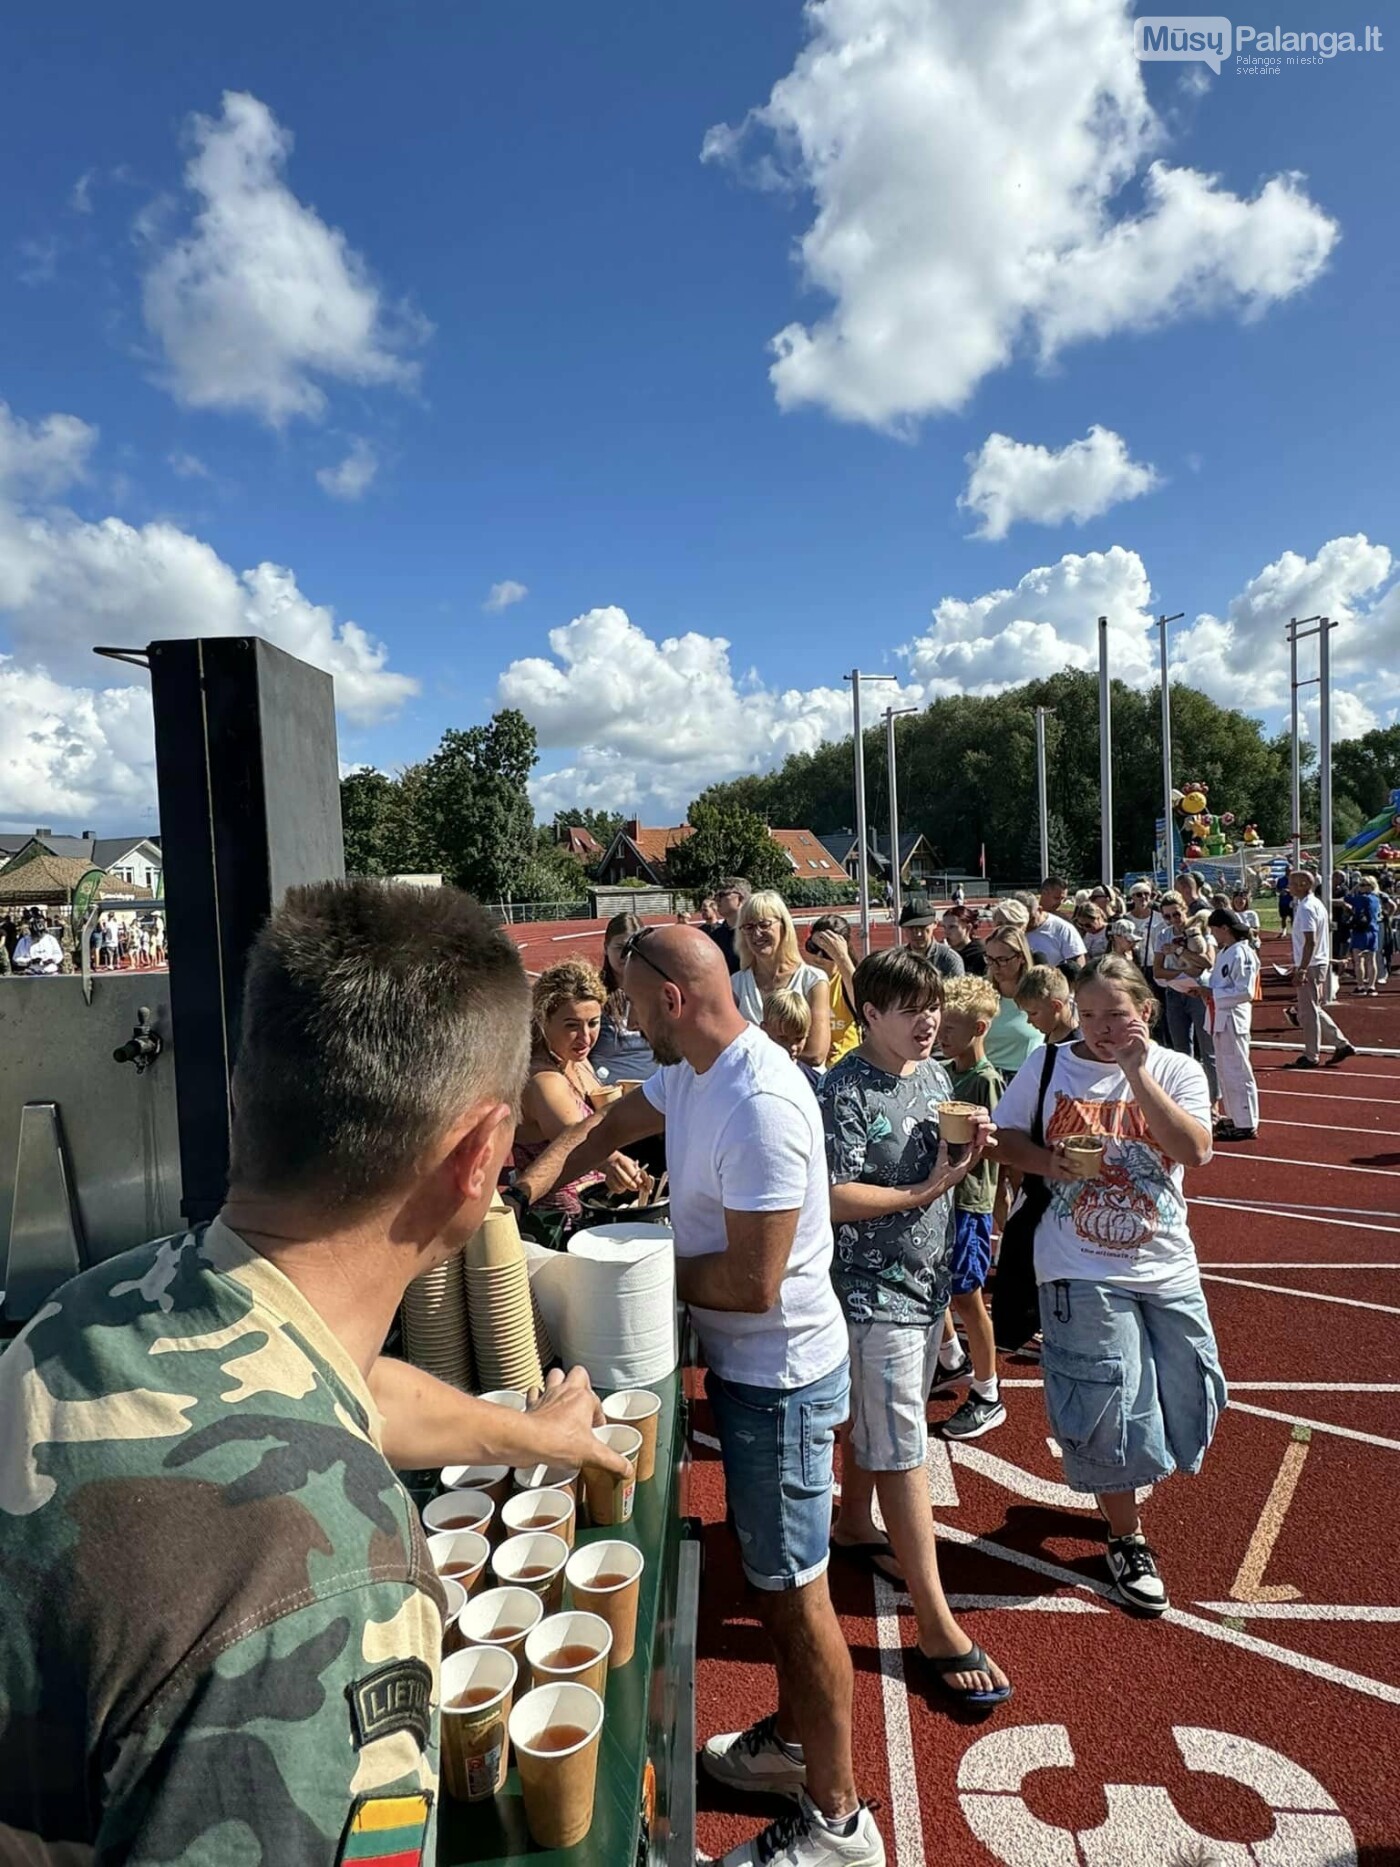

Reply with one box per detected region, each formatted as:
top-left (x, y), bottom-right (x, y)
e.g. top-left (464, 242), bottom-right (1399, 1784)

top-left (1038, 1278), bottom-right (1227, 1494)
top-left (950, 1211), bottom-right (993, 1295)
top-left (705, 1360), bottom-right (850, 1591)
top-left (846, 1318), bottom-right (944, 1473)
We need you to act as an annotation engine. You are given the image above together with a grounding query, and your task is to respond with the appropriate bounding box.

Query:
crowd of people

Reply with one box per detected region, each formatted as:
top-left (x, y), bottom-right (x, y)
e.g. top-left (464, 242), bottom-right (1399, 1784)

top-left (5, 856), bottom-right (1375, 1867)
top-left (0, 907), bottom-right (165, 975)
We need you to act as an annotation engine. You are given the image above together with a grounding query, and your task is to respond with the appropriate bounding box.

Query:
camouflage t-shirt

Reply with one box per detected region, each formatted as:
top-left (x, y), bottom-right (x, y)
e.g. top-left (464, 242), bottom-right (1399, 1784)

top-left (0, 1218), bottom-right (446, 1866)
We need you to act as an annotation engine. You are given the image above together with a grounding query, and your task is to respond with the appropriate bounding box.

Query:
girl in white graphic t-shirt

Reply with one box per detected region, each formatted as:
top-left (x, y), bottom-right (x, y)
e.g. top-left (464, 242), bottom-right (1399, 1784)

top-left (992, 956), bottom-right (1226, 1621)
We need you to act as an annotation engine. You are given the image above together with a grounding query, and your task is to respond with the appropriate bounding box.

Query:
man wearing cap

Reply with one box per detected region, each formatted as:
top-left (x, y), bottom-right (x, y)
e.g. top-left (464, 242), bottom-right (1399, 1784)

top-left (899, 896), bottom-right (964, 981)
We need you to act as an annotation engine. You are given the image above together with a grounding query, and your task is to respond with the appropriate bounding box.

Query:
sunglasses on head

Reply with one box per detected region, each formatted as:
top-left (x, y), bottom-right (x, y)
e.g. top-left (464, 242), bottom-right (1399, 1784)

top-left (622, 926), bottom-right (679, 990)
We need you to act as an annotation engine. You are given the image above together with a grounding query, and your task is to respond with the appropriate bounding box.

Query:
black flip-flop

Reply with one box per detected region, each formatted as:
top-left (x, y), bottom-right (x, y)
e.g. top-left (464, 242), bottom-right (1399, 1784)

top-left (917, 1642), bottom-right (1013, 1707)
top-left (829, 1538), bottom-right (905, 1585)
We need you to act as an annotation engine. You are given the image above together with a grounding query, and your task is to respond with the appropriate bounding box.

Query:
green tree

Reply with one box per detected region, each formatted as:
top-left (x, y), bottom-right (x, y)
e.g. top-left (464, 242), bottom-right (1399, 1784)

top-left (1333, 725), bottom-right (1400, 821)
top-left (340, 768), bottom-right (396, 875)
top-left (551, 808), bottom-right (625, 847)
top-left (666, 800), bottom-right (793, 893)
top-left (421, 710), bottom-right (539, 900)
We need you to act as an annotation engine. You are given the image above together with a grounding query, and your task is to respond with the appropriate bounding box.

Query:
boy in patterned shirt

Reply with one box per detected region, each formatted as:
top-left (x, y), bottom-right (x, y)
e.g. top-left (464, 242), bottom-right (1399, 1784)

top-left (818, 951), bottom-right (1011, 1708)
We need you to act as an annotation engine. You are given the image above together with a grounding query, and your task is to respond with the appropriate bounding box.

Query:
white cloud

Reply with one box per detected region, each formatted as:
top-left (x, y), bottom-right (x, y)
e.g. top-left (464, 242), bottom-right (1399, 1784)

top-left (71, 170), bottom-right (95, 215)
top-left (498, 606), bottom-right (861, 815)
top-left (316, 437), bottom-right (378, 501)
top-left (0, 403), bottom-right (98, 495)
top-left (960, 427), bottom-right (1160, 540)
top-left (0, 402), bottom-right (417, 828)
top-left (704, 0), bottom-right (1338, 430)
top-left (484, 579), bottom-right (529, 613)
top-left (501, 540), bottom-right (1400, 818)
top-left (168, 450), bottom-right (210, 480)
top-left (142, 92), bottom-right (427, 426)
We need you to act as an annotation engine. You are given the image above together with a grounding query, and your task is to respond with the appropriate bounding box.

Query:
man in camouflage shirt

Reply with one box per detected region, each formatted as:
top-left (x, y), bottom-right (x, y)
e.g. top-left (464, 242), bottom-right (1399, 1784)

top-left (0, 881), bottom-right (626, 1865)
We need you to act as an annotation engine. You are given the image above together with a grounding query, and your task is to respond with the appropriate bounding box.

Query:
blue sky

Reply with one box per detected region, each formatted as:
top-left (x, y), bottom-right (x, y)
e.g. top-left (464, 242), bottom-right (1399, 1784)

top-left (2, 0), bottom-right (1396, 833)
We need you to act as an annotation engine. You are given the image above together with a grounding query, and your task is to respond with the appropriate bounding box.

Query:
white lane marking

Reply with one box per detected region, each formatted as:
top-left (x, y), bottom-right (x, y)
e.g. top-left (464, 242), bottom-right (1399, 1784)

top-left (925, 1437), bottom-right (959, 1506)
top-left (1260, 1086), bottom-right (1400, 1104)
top-left (947, 1442), bottom-right (1087, 1511)
top-left (945, 1593), bottom-right (1108, 1613)
top-left (872, 1573), bottom-right (925, 1867)
top-left (1198, 1262), bottom-right (1400, 1269)
top-left (1200, 1272), bottom-right (1400, 1316)
top-left (1259, 1117), bottom-right (1400, 1137)
top-left (1230, 1400), bottom-right (1400, 1452)
top-left (929, 1518), bottom-right (1400, 1707)
top-left (1208, 1152), bottom-right (1400, 1179)
top-left (1196, 1602), bottom-right (1400, 1621)
top-left (1001, 1379), bottom-right (1400, 1391)
top-left (1193, 1199), bottom-right (1400, 1235)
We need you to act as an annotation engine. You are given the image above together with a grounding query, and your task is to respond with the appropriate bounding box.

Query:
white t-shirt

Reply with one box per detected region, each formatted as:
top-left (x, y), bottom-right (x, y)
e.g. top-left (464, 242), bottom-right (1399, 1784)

top-left (994, 1040), bottom-right (1211, 1295)
top-left (733, 963), bottom-right (826, 1027)
top-left (1237, 908), bottom-right (1261, 933)
top-left (642, 1023), bottom-right (847, 1390)
top-left (1027, 915), bottom-right (1087, 969)
top-left (1291, 892), bottom-right (1330, 969)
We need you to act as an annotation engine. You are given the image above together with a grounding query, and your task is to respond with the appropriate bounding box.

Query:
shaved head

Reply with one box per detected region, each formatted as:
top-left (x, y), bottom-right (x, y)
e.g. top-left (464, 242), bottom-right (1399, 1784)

top-left (623, 923), bottom-right (746, 1067)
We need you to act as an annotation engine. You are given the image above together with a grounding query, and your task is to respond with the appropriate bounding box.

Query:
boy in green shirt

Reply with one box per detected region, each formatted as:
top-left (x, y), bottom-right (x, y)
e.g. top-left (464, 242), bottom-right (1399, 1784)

top-left (932, 976), bottom-right (1006, 1440)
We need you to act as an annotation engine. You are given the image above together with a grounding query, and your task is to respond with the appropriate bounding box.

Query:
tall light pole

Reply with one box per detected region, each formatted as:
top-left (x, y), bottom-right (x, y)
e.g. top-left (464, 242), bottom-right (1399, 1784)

top-left (1319, 615), bottom-right (1335, 898)
top-left (1289, 617), bottom-right (1302, 872)
top-left (1034, 706), bottom-right (1053, 882)
top-left (1097, 615), bottom-right (1114, 885)
top-left (845, 671), bottom-right (895, 951)
top-left (1158, 612), bottom-right (1183, 885)
top-left (884, 703), bottom-right (918, 938)
top-left (1287, 616), bottom-right (1327, 875)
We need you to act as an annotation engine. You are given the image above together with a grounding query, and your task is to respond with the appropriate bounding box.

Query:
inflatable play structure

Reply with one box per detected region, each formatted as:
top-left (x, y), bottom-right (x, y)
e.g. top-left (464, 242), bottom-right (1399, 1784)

top-left (1176, 784), bottom-right (1237, 860)
top-left (1339, 787), bottom-right (1400, 866)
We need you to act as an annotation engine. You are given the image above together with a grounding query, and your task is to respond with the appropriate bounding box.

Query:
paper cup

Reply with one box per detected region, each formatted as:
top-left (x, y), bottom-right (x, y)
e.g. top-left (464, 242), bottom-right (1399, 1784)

top-left (459, 1586), bottom-right (545, 1682)
top-left (441, 1463), bottom-right (512, 1506)
top-left (508, 1681), bottom-right (605, 1849)
top-left (936, 1100), bottom-right (980, 1144)
top-left (583, 1424), bottom-right (642, 1526)
top-left (428, 1528), bottom-right (490, 1597)
top-left (588, 1086), bottom-right (623, 1111)
top-left (565, 1540), bottom-right (644, 1667)
top-left (441, 1644), bottom-right (517, 1802)
top-left (525, 1611), bottom-right (612, 1700)
top-left (491, 1532), bottom-right (570, 1612)
top-left (601, 1390), bottom-right (662, 1484)
top-left (1061, 1135), bottom-right (1106, 1180)
top-left (424, 1488), bottom-right (496, 1540)
top-left (502, 1487), bottom-right (576, 1548)
top-left (478, 1388), bottom-right (529, 1411)
top-left (440, 1576), bottom-right (468, 1654)
top-left (513, 1463), bottom-right (578, 1501)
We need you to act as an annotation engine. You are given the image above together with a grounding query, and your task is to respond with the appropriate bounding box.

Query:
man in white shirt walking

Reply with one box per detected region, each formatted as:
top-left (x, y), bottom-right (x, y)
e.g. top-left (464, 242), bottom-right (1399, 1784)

top-left (1283, 871), bottom-right (1356, 1070)
top-left (1026, 882), bottom-right (1087, 978)
top-left (510, 926), bottom-right (883, 1867)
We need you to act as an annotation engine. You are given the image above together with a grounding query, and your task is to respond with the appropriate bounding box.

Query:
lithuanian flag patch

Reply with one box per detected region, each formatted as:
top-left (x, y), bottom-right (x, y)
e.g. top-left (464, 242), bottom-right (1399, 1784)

top-left (337, 1792), bottom-right (431, 1867)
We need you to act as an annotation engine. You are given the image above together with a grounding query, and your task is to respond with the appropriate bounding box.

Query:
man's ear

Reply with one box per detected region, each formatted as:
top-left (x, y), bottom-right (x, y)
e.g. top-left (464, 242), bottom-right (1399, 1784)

top-left (447, 1101), bottom-right (516, 1205)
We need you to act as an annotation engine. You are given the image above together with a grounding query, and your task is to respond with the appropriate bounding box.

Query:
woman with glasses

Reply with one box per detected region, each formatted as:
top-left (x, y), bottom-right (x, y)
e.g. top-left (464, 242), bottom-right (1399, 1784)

top-left (510, 960), bottom-right (645, 1230)
top-left (732, 891), bottom-right (831, 1066)
top-left (981, 926), bottom-right (1045, 1079)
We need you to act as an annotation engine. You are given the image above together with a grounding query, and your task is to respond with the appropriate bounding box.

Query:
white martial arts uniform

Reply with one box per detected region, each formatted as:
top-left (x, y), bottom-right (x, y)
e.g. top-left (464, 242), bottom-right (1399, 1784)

top-left (1207, 941), bottom-right (1260, 1131)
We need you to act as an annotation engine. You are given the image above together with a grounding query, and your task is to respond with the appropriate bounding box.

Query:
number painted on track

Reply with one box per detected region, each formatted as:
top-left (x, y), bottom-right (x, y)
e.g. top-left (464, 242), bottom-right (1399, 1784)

top-left (957, 1723), bottom-right (1356, 1866)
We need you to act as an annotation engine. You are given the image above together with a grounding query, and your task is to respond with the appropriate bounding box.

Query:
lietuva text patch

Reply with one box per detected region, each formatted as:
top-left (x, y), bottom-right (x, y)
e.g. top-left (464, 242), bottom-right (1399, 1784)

top-left (347, 1658), bottom-right (433, 1751)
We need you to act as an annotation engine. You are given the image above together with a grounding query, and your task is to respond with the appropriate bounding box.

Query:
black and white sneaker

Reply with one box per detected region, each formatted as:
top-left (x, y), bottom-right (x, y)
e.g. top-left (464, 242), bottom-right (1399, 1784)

top-left (1106, 1532), bottom-right (1169, 1617)
top-left (717, 1793), bottom-right (885, 1867)
top-left (702, 1713), bottom-right (806, 1799)
top-left (927, 1352), bottom-right (973, 1396)
top-left (941, 1392), bottom-right (1007, 1441)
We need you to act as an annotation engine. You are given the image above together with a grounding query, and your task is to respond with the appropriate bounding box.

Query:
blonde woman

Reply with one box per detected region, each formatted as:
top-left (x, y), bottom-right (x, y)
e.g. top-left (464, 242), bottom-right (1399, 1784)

top-left (732, 891), bottom-right (831, 1064)
top-left (511, 960), bottom-right (643, 1225)
top-left (982, 925), bottom-right (1045, 1078)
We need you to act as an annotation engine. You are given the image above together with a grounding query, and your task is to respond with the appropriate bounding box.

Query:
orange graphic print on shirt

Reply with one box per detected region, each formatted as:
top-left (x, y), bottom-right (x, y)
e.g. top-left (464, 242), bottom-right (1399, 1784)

top-left (1044, 1091), bottom-right (1178, 1254)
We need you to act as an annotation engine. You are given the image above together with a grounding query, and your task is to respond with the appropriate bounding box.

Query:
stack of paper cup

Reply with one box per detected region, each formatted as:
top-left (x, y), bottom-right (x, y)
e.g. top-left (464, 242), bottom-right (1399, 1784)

top-left (400, 1260), bottom-right (473, 1389)
top-left (465, 1205), bottom-right (543, 1393)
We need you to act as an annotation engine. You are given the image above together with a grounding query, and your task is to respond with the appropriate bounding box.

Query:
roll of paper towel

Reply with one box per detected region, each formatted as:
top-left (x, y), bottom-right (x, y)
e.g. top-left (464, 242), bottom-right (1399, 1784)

top-left (524, 1223), bottom-right (677, 1390)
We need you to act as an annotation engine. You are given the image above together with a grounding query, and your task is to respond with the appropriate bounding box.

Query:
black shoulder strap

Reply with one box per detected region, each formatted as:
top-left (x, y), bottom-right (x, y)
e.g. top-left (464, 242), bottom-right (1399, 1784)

top-left (1029, 1041), bottom-right (1059, 1149)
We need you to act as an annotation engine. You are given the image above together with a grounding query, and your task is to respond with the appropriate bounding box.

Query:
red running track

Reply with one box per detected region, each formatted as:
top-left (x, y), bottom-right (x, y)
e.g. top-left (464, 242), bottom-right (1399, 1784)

top-left (677, 930), bottom-right (1400, 1866)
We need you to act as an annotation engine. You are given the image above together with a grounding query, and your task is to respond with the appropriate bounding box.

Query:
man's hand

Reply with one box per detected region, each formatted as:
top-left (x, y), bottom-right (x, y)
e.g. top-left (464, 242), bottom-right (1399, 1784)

top-left (526, 1367), bottom-right (631, 1477)
top-left (811, 929), bottom-right (850, 967)
top-left (1042, 1142), bottom-right (1085, 1184)
top-left (604, 1153), bottom-right (646, 1194)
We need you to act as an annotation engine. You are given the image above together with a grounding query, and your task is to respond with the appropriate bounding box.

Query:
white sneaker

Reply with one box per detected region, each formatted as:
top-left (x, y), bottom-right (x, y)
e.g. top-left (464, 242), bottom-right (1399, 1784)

top-left (702, 1713), bottom-right (806, 1799)
top-left (1106, 1531), bottom-right (1169, 1616)
top-left (717, 1793), bottom-right (885, 1867)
